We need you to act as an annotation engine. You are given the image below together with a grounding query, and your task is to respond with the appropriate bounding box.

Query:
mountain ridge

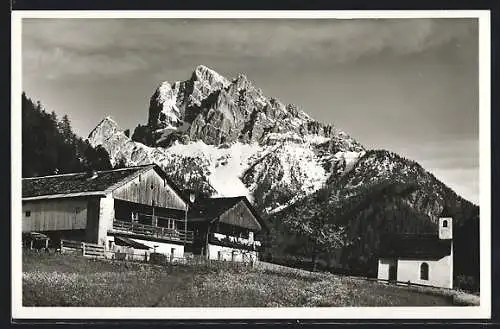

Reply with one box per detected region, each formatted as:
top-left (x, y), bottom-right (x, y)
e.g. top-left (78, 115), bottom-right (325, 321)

top-left (87, 64), bottom-right (476, 211)
top-left (89, 65), bottom-right (367, 210)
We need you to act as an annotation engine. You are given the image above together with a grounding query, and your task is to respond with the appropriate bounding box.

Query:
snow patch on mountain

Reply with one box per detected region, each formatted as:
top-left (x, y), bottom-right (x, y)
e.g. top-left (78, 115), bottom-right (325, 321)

top-left (156, 82), bottom-right (182, 125)
top-left (333, 150), bottom-right (366, 176)
top-left (303, 134), bottom-right (332, 145)
top-left (163, 140), bottom-right (263, 201)
top-left (279, 142), bottom-right (327, 191)
top-left (263, 132), bottom-right (304, 145)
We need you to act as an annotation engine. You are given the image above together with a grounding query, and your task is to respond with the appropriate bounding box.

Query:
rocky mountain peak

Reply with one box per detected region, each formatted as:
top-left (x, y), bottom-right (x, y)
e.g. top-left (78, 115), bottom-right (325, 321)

top-left (191, 64), bottom-right (230, 89)
top-left (87, 116), bottom-right (122, 146)
top-left (143, 65), bottom-right (365, 150)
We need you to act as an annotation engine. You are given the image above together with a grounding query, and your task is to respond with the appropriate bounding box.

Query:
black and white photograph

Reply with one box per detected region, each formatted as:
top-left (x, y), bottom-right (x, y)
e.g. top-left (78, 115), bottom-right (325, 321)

top-left (11, 10), bottom-right (491, 320)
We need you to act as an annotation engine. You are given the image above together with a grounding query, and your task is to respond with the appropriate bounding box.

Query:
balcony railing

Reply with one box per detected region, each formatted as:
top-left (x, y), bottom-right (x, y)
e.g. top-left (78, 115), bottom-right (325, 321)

top-left (112, 219), bottom-right (194, 244)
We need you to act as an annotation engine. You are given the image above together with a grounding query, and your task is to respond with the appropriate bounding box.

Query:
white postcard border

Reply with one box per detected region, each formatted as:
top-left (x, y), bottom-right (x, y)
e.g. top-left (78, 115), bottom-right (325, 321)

top-left (11, 10), bottom-right (491, 320)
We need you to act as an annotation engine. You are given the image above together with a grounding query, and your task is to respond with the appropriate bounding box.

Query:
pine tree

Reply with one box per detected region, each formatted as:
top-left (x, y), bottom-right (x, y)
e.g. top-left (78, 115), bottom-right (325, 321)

top-left (22, 92), bottom-right (114, 177)
top-left (58, 114), bottom-right (73, 144)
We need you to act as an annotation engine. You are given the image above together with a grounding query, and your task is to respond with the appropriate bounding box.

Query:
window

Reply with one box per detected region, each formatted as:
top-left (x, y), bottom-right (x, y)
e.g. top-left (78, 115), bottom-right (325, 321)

top-left (420, 262), bottom-right (429, 280)
top-left (167, 219), bottom-right (176, 230)
top-left (443, 220), bottom-right (448, 228)
top-left (25, 210), bottom-right (31, 217)
top-left (75, 207), bottom-right (81, 214)
top-left (131, 212), bottom-right (138, 223)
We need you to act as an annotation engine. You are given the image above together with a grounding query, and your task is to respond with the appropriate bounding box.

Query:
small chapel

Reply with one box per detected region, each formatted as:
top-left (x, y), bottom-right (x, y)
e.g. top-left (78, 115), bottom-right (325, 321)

top-left (377, 217), bottom-right (453, 289)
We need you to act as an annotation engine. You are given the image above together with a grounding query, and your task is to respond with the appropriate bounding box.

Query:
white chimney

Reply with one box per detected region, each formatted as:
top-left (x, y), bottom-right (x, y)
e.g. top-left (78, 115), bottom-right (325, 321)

top-left (439, 217), bottom-right (453, 240)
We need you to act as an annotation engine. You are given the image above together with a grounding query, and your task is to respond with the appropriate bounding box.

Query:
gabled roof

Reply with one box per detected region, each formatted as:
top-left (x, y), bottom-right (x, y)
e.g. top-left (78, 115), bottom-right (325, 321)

top-left (188, 196), bottom-right (246, 220)
top-left (188, 196), bottom-right (269, 232)
top-left (378, 233), bottom-right (452, 259)
top-left (22, 164), bottom-right (188, 204)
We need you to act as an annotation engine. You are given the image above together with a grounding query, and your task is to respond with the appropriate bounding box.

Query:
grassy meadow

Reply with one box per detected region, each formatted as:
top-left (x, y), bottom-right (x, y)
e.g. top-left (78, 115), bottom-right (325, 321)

top-left (22, 251), bottom-right (478, 307)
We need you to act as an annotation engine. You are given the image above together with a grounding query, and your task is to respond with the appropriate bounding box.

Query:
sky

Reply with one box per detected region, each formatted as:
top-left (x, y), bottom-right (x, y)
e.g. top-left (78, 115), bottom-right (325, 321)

top-left (21, 17), bottom-right (479, 204)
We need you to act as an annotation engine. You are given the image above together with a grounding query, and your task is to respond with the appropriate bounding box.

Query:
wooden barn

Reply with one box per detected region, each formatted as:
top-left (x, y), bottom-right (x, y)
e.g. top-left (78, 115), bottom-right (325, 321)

top-left (22, 164), bottom-right (193, 260)
top-left (187, 196), bottom-right (269, 263)
top-left (377, 217), bottom-right (453, 289)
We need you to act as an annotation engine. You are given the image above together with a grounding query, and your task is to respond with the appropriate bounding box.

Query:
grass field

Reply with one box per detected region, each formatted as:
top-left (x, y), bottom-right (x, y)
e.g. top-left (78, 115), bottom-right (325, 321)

top-left (22, 251), bottom-right (477, 307)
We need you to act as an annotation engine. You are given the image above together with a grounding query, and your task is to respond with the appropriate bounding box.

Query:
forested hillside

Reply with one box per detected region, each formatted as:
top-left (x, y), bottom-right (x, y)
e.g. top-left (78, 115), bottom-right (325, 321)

top-left (22, 92), bottom-right (116, 177)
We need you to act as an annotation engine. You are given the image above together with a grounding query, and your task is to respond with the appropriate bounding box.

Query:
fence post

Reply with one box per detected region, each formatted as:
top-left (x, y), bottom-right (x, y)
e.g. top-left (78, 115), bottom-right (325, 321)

top-left (60, 240), bottom-right (63, 253)
top-left (82, 242), bottom-right (86, 257)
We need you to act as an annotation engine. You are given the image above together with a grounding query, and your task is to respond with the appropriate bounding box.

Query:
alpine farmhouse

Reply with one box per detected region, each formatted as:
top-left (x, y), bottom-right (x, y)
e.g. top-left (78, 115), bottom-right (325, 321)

top-left (22, 164), bottom-right (267, 263)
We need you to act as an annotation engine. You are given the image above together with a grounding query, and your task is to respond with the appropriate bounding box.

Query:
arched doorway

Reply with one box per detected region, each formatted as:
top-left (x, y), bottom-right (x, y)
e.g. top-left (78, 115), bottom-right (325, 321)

top-left (420, 262), bottom-right (429, 280)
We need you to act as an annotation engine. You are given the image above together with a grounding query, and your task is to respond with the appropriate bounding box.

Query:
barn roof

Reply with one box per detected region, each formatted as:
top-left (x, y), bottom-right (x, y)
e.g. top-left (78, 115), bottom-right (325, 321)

top-left (378, 233), bottom-right (452, 259)
top-left (189, 196), bottom-right (246, 220)
top-left (22, 164), bottom-right (187, 203)
top-left (188, 196), bottom-right (269, 232)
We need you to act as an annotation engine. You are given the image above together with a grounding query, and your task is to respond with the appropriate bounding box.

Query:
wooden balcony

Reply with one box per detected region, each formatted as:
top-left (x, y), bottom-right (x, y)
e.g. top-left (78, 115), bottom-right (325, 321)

top-left (112, 219), bottom-right (194, 244)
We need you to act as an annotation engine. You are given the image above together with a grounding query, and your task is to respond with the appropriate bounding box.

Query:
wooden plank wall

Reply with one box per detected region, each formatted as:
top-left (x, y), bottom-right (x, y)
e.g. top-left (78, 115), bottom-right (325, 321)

top-left (219, 201), bottom-right (261, 231)
top-left (112, 169), bottom-right (186, 211)
top-left (22, 198), bottom-right (89, 232)
top-left (85, 197), bottom-right (101, 243)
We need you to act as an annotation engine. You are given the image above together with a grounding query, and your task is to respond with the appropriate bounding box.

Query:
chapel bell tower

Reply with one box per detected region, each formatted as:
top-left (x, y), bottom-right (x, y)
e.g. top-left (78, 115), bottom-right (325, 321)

top-left (439, 217), bottom-right (453, 240)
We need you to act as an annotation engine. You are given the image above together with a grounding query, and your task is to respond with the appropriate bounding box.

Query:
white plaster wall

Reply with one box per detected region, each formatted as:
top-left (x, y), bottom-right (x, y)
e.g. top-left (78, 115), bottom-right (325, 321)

top-left (397, 255), bottom-right (452, 289)
top-left (212, 233), bottom-right (261, 247)
top-left (377, 258), bottom-right (395, 280)
top-left (97, 195), bottom-right (115, 245)
top-left (105, 236), bottom-right (150, 261)
top-left (128, 238), bottom-right (185, 259)
top-left (439, 217), bottom-right (453, 240)
top-left (207, 244), bottom-right (258, 263)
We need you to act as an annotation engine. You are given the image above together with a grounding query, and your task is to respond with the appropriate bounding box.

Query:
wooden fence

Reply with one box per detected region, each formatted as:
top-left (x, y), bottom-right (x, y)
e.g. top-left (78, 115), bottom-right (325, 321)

top-left (58, 239), bottom-right (260, 267)
top-left (60, 239), bottom-right (106, 259)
